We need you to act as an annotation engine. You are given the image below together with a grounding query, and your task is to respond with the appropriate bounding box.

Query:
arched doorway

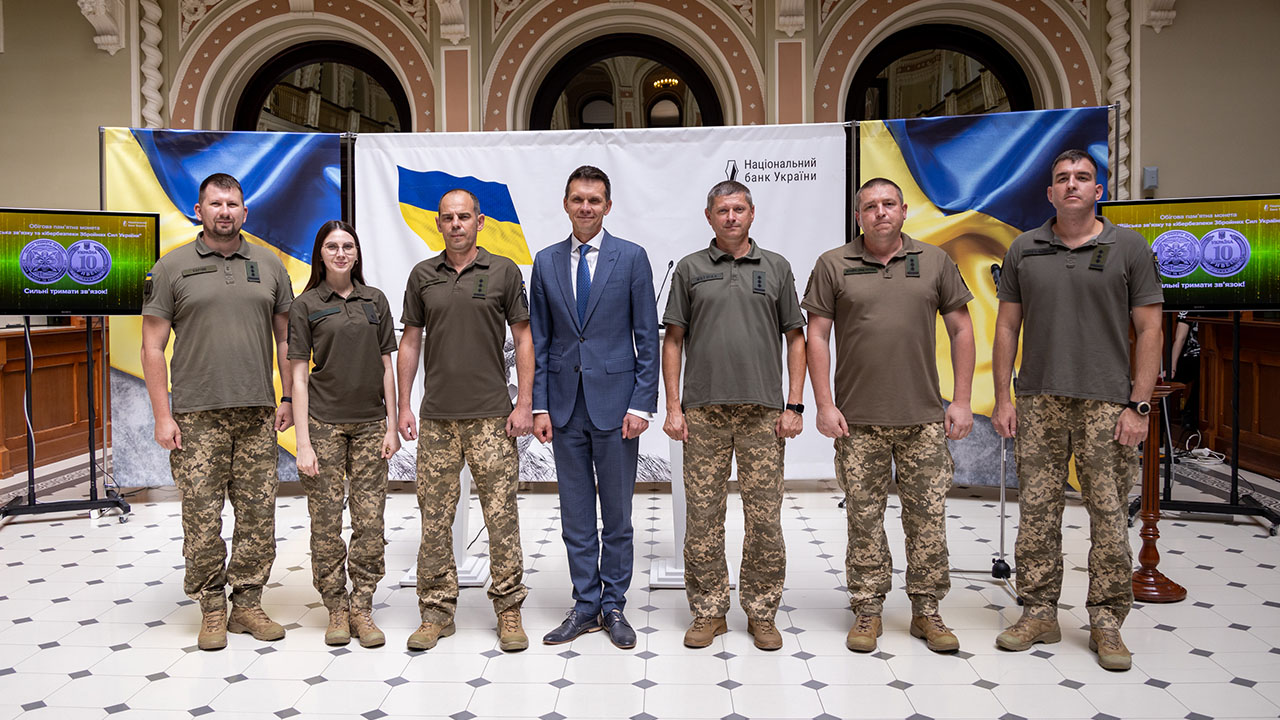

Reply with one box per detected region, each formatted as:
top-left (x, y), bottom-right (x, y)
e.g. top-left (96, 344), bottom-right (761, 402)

top-left (529, 34), bottom-right (723, 130)
top-left (845, 25), bottom-right (1034, 121)
top-left (233, 41), bottom-right (412, 133)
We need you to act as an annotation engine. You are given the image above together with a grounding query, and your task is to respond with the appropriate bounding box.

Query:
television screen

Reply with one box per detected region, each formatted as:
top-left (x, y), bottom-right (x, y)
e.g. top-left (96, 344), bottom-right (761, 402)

top-left (1099, 194), bottom-right (1280, 311)
top-left (0, 208), bottom-right (160, 316)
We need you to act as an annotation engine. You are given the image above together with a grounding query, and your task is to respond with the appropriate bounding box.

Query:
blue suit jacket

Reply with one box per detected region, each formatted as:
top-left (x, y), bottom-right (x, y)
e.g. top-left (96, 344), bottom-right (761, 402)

top-left (530, 230), bottom-right (659, 430)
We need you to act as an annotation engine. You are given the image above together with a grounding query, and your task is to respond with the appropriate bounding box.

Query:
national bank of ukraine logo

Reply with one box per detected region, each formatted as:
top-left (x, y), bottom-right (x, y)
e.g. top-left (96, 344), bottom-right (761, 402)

top-left (20, 238), bottom-right (112, 285)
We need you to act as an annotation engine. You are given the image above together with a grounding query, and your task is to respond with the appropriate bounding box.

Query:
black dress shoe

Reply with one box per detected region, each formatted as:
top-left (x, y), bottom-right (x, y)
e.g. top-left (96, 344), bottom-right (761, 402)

top-left (542, 609), bottom-right (602, 645)
top-left (602, 608), bottom-right (637, 649)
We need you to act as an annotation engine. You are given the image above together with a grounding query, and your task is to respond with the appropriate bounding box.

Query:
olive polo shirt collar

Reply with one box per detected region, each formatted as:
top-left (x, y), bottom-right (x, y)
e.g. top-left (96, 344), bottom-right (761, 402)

top-left (314, 279), bottom-right (375, 303)
top-left (707, 238), bottom-right (762, 263)
top-left (1031, 215), bottom-right (1118, 249)
top-left (431, 246), bottom-right (492, 273)
top-left (193, 232), bottom-right (252, 259)
top-left (845, 232), bottom-right (924, 266)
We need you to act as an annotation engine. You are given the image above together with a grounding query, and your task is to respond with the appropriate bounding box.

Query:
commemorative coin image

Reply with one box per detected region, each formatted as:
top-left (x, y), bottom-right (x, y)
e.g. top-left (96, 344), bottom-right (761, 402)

top-left (1151, 229), bottom-right (1200, 278)
top-left (1199, 228), bottom-right (1251, 277)
top-left (67, 239), bottom-right (113, 285)
top-left (19, 238), bottom-right (68, 284)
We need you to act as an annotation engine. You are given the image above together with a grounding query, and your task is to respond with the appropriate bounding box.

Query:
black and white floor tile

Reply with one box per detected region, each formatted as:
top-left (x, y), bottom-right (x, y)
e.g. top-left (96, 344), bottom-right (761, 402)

top-left (1, 459), bottom-right (1278, 719)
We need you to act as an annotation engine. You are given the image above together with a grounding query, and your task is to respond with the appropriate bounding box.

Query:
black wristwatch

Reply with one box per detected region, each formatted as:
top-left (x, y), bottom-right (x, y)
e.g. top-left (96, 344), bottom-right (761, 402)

top-left (280, 396), bottom-right (292, 404)
top-left (1126, 400), bottom-right (1151, 416)
top-left (785, 403), bottom-right (805, 415)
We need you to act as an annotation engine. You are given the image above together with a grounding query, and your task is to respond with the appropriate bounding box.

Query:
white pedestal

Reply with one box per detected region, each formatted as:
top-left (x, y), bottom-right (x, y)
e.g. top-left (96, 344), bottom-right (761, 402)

top-left (400, 463), bottom-right (492, 588)
top-left (649, 438), bottom-right (734, 589)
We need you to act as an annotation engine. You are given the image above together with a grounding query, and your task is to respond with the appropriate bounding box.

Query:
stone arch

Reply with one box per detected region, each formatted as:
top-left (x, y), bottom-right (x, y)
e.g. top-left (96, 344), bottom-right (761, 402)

top-left (170, 0), bottom-right (435, 130)
top-left (483, 0), bottom-right (766, 130)
top-left (813, 0), bottom-right (1101, 122)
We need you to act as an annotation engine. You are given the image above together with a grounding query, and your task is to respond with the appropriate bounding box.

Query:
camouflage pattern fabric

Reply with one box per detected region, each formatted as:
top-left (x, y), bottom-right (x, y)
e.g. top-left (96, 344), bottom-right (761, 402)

top-left (682, 404), bottom-right (786, 621)
top-left (299, 418), bottom-right (389, 611)
top-left (835, 422), bottom-right (953, 616)
top-left (1014, 395), bottom-right (1137, 629)
top-left (170, 406), bottom-right (278, 612)
top-left (415, 416), bottom-right (527, 623)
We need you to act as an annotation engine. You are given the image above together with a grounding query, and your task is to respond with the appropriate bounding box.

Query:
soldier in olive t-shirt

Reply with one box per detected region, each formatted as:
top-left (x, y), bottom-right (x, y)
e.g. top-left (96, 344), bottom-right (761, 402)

top-left (661, 181), bottom-right (807, 652)
top-left (395, 189), bottom-right (535, 653)
top-left (802, 177), bottom-right (975, 654)
top-left (140, 173), bottom-right (294, 652)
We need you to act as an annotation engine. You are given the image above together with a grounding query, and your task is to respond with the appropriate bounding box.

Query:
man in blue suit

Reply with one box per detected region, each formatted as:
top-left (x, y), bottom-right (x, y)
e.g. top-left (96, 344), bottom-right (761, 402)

top-left (530, 165), bottom-right (660, 649)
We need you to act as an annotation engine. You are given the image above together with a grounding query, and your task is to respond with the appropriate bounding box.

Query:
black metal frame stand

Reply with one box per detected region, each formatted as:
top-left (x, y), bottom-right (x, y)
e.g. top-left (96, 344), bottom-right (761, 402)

top-left (1, 317), bottom-right (130, 522)
top-left (1129, 312), bottom-right (1280, 535)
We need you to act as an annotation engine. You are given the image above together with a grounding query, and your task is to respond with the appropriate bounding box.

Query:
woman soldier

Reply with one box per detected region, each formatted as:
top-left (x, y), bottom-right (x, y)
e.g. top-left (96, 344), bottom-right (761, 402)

top-left (289, 220), bottom-right (399, 647)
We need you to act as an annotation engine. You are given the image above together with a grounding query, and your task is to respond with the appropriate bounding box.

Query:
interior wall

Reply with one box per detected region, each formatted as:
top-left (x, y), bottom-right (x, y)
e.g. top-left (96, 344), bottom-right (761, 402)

top-left (1137, 0), bottom-right (1280, 199)
top-left (0, 0), bottom-right (133, 211)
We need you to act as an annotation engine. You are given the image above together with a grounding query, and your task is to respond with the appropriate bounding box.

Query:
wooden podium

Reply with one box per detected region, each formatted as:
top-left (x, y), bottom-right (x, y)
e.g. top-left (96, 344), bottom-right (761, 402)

top-left (1131, 383), bottom-right (1187, 603)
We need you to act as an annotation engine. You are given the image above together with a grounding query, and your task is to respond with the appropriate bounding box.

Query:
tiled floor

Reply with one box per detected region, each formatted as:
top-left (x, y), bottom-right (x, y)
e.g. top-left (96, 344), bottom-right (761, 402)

top-left (1, 463), bottom-right (1279, 719)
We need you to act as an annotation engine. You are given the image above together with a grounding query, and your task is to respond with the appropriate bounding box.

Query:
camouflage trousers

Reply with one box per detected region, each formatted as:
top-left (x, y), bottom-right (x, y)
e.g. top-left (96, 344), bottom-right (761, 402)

top-left (416, 416), bottom-right (527, 623)
top-left (170, 406), bottom-right (278, 612)
top-left (1014, 395), bottom-right (1137, 629)
top-left (683, 404), bottom-right (786, 621)
top-left (836, 422), bottom-right (953, 616)
top-left (299, 418), bottom-right (388, 612)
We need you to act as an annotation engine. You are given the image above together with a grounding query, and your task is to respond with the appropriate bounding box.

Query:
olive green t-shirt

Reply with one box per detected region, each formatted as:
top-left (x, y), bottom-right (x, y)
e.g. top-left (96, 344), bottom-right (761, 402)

top-left (401, 247), bottom-right (529, 419)
top-left (663, 239), bottom-right (806, 410)
top-left (142, 233), bottom-right (293, 413)
top-left (802, 233), bottom-right (972, 426)
top-left (288, 281), bottom-right (397, 424)
top-left (997, 216), bottom-right (1164, 404)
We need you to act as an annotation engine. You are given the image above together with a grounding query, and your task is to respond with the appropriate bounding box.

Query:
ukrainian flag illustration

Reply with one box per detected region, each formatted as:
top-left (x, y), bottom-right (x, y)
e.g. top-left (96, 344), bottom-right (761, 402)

top-left (397, 167), bottom-right (533, 264)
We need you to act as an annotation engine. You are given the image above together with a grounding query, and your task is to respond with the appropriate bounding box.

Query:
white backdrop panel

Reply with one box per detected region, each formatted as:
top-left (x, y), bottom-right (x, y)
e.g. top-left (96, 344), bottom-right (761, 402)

top-left (356, 124), bottom-right (848, 481)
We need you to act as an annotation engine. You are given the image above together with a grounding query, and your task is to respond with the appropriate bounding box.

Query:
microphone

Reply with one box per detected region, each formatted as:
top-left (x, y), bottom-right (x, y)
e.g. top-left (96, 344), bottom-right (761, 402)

top-left (655, 259), bottom-right (675, 304)
top-left (989, 263), bottom-right (1002, 289)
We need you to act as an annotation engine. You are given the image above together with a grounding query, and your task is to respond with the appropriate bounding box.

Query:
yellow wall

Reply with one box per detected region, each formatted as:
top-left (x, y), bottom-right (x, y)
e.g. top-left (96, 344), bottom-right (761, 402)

top-left (0, 0), bottom-right (133, 211)
top-left (1137, 0), bottom-right (1280, 199)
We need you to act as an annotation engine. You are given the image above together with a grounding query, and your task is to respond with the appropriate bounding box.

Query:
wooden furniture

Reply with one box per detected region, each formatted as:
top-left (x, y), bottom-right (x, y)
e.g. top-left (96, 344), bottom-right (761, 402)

top-left (1197, 316), bottom-right (1280, 477)
top-left (1132, 383), bottom-right (1187, 603)
top-left (0, 324), bottom-right (108, 479)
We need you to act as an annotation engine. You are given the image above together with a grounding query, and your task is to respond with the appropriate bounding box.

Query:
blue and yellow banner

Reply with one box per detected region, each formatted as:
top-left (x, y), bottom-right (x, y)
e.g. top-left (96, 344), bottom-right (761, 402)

top-left (397, 167), bottom-right (532, 264)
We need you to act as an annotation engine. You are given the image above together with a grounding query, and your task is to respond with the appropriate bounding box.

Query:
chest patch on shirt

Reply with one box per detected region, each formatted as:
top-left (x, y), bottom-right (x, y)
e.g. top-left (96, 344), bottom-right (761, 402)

top-left (182, 264), bottom-right (217, 277)
top-left (906, 255), bottom-right (920, 278)
top-left (245, 260), bottom-right (261, 283)
top-left (473, 274), bottom-right (488, 299)
top-left (752, 270), bottom-right (767, 294)
top-left (1022, 246), bottom-right (1058, 257)
top-left (362, 302), bottom-right (380, 323)
top-left (1089, 245), bottom-right (1111, 271)
top-left (844, 266), bottom-right (878, 275)
top-left (308, 307), bottom-right (341, 322)
top-left (691, 272), bottom-right (724, 285)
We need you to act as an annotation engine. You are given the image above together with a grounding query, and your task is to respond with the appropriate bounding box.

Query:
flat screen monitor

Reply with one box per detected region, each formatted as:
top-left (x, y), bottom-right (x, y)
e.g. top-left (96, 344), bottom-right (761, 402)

top-left (0, 208), bottom-right (160, 316)
top-left (1099, 194), bottom-right (1280, 311)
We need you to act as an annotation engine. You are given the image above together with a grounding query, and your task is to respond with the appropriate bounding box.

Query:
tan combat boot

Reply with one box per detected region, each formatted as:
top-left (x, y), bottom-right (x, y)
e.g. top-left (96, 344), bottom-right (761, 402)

top-left (228, 606), bottom-right (286, 641)
top-left (498, 607), bottom-right (529, 652)
top-left (1089, 627), bottom-right (1132, 671)
top-left (846, 614), bottom-right (882, 653)
top-left (406, 619), bottom-right (456, 651)
top-left (747, 617), bottom-right (783, 651)
top-left (325, 602), bottom-right (351, 646)
top-left (995, 614), bottom-right (1061, 651)
top-left (910, 614), bottom-right (960, 653)
top-left (683, 616), bottom-right (728, 648)
top-left (349, 608), bottom-right (386, 648)
top-left (197, 608), bottom-right (227, 651)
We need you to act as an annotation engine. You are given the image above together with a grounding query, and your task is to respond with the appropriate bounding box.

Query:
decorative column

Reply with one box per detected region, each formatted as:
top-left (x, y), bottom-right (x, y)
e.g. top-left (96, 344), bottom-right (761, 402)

top-left (1106, 0), bottom-right (1131, 199)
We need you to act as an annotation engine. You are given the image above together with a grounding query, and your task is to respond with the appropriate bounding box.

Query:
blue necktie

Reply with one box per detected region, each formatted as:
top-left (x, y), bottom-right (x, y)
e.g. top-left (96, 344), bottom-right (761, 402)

top-left (576, 244), bottom-right (591, 324)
